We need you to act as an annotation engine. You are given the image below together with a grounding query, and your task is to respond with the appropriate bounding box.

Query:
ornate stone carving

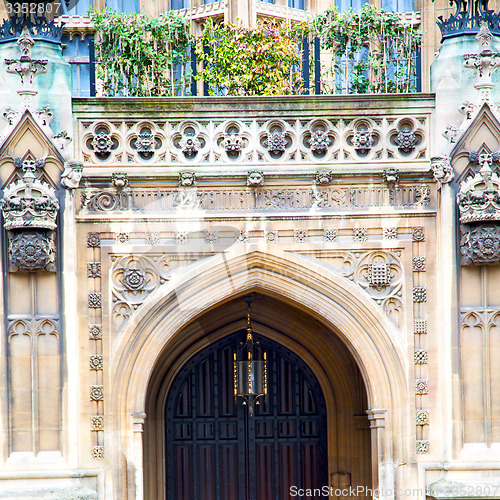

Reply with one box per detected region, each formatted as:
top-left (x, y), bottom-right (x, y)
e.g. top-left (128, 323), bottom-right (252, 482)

top-left (412, 227), bottom-right (425, 242)
top-left (82, 184), bottom-right (433, 214)
top-left (87, 233), bottom-right (101, 247)
top-left (87, 262), bottom-right (101, 278)
top-left (416, 409), bottom-right (429, 426)
top-left (307, 129), bottom-right (331, 152)
top-left (1, 172), bottom-right (58, 231)
top-left (112, 173), bottom-right (128, 189)
top-left (352, 129), bottom-right (373, 153)
top-left (458, 157), bottom-right (500, 265)
top-left (412, 257), bottom-right (426, 272)
top-left (4, 27), bottom-right (47, 87)
top-left (265, 230), bottom-right (278, 243)
top-left (315, 170), bottom-right (333, 185)
top-left (365, 263), bottom-right (393, 290)
top-left (89, 324), bottom-right (102, 339)
top-left (353, 228), bottom-right (367, 241)
top-left (121, 267), bottom-right (147, 291)
top-left (460, 100), bottom-right (478, 119)
top-left (463, 23), bottom-right (500, 101)
top-left (394, 130), bottom-right (417, 152)
top-left (383, 227), bottom-right (398, 240)
top-left (415, 379), bottom-right (429, 395)
top-left (460, 224), bottom-right (500, 265)
top-left (179, 133), bottom-right (201, 155)
top-left (88, 292), bottom-right (102, 308)
top-left (413, 286), bottom-right (427, 302)
top-left (443, 125), bottom-right (460, 149)
top-left (458, 162), bottom-right (500, 224)
top-left (91, 446), bottom-right (104, 459)
top-left (135, 129), bottom-right (155, 153)
top-left (89, 355), bottom-right (103, 370)
top-left (383, 168), bottom-right (399, 186)
top-left (145, 232), bottom-right (160, 246)
top-left (324, 229), bottom-right (338, 242)
top-left (294, 229), bottom-right (308, 243)
top-left (266, 131), bottom-right (287, 154)
top-left (235, 230), bottom-right (248, 243)
top-left (204, 231), bottom-right (218, 244)
top-left (34, 105), bottom-right (53, 126)
top-left (247, 171), bottom-right (264, 186)
top-left (111, 254), bottom-right (170, 330)
top-left (179, 172), bottom-right (196, 187)
top-left (7, 230), bottom-right (56, 272)
top-left (416, 440), bottom-right (430, 454)
top-left (90, 416), bottom-right (104, 431)
top-left (115, 232), bottom-right (130, 244)
top-left (414, 319), bottom-right (427, 334)
top-left (431, 156), bottom-right (454, 184)
top-left (90, 385), bottom-right (104, 401)
top-left (414, 349), bottom-right (429, 364)
top-left (221, 132), bottom-right (243, 152)
top-left (3, 106), bottom-right (20, 125)
top-left (91, 130), bottom-right (114, 154)
top-left (315, 250), bottom-right (403, 327)
top-left (61, 160), bottom-right (83, 189)
top-left (175, 231), bottom-right (188, 245)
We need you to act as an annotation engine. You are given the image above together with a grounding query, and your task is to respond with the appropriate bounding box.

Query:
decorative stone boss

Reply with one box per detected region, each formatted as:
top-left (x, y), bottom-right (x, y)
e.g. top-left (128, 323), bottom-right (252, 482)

top-left (457, 154), bottom-right (500, 265)
top-left (0, 166), bottom-right (59, 272)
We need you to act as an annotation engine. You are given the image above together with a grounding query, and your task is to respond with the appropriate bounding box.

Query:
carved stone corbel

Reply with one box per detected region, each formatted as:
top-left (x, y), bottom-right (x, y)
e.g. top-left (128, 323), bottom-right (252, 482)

top-left (0, 162), bottom-right (59, 272)
top-left (431, 156), bottom-right (454, 185)
top-left (61, 160), bottom-right (83, 189)
top-left (457, 155), bottom-right (500, 264)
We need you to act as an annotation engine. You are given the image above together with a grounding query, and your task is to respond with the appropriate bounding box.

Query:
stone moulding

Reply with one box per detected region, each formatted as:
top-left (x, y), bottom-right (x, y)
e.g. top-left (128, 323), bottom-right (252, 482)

top-left (79, 184), bottom-right (433, 215)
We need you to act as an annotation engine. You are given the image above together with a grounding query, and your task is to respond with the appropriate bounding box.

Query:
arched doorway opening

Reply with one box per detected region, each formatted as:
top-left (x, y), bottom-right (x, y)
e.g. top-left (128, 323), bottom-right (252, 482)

top-left (165, 331), bottom-right (327, 500)
top-left (144, 293), bottom-right (372, 499)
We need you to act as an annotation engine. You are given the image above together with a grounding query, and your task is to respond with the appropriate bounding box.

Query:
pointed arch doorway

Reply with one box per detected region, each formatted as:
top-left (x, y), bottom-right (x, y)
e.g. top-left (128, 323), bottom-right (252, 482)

top-left (165, 331), bottom-right (327, 500)
top-left (142, 292), bottom-right (374, 500)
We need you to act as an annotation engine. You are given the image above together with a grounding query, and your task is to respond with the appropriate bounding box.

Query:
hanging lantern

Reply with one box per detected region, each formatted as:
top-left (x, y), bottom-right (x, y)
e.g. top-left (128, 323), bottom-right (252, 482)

top-left (233, 297), bottom-right (268, 416)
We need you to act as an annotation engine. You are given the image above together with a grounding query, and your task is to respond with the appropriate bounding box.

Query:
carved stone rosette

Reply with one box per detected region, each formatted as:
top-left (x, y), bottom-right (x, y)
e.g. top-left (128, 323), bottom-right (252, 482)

top-left (0, 168), bottom-right (59, 272)
top-left (457, 161), bottom-right (500, 265)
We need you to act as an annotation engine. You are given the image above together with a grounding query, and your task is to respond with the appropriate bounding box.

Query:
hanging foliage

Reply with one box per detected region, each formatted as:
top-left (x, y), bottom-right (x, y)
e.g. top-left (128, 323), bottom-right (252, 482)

top-left (89, 8), bottom-right (194, 97)
top-left (313, 4), bottom-right (423, 94)
top-left (195, 19), bottom-right (307, 96)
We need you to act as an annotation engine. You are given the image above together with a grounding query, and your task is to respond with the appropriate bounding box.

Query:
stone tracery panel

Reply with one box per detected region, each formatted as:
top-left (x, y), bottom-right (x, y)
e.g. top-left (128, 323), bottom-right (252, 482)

top-left (295, 250), bottom-right (404, 326)
top-left (76, 114), bottom-right (429, 166)
top-left (110, 252), bottom-right (214, 331)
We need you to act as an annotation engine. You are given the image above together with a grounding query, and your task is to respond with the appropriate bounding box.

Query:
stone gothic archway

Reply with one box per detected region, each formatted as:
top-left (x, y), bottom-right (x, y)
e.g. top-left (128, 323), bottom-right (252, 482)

top-left (108, 246), bottom-right (411, 500)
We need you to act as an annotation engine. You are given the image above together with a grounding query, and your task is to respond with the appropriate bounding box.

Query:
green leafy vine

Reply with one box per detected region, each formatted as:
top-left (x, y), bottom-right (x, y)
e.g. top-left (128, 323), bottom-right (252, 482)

top-left (89, 8), bottom-right (194, 97)
top-left (313, 4), bottom-right (424, 94)
top-left (195, 19), bottom-right (307, 96)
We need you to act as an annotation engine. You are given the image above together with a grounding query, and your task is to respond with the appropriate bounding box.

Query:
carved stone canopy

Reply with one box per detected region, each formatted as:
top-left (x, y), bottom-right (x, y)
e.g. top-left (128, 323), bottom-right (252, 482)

top-left (1, 171), bottom-right (59, 230)
top-left (457, 163), bottom-right (500, 223)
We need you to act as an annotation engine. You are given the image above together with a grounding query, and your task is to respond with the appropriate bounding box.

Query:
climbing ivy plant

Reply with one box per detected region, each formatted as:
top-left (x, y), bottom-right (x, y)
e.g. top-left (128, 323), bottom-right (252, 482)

top-left (90, 9), bottom-right (194, 97)
top-left (89, 5), bottom-right (423, 97)
top-left (195, 19), bottom-right (307, 96)
top-left (313, 4), bottom-right (423, 94)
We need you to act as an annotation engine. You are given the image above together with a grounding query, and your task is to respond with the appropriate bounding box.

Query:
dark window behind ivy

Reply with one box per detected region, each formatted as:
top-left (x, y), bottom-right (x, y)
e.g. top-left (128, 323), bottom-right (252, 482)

top-left (171, 0), bottom-right (189, 9)
top-left (381, 0), bottom-right (415, 11)
top-left (105, 0), bottom-right (139, 13)
top-left (337, 0), bottom-right (368, 12)
top-left (288, 0), bottom-right (305, 9)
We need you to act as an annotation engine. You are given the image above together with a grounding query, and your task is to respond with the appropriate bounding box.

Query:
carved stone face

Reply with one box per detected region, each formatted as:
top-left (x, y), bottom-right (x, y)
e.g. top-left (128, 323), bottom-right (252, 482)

top-left (247, 171), bottom-right (264, 186)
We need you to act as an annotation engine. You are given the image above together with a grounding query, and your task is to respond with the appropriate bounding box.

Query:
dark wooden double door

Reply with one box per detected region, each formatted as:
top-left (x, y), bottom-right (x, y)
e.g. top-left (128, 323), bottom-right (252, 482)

top-left (165, 332), bottom-right (327, 500)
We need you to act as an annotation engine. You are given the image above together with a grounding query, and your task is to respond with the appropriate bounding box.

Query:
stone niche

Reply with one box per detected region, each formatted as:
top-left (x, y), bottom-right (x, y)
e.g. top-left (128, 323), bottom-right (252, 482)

top-left (0, 168), bottom-right (59, 272)
top-left (457, 155), bottom-right (500, 265)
